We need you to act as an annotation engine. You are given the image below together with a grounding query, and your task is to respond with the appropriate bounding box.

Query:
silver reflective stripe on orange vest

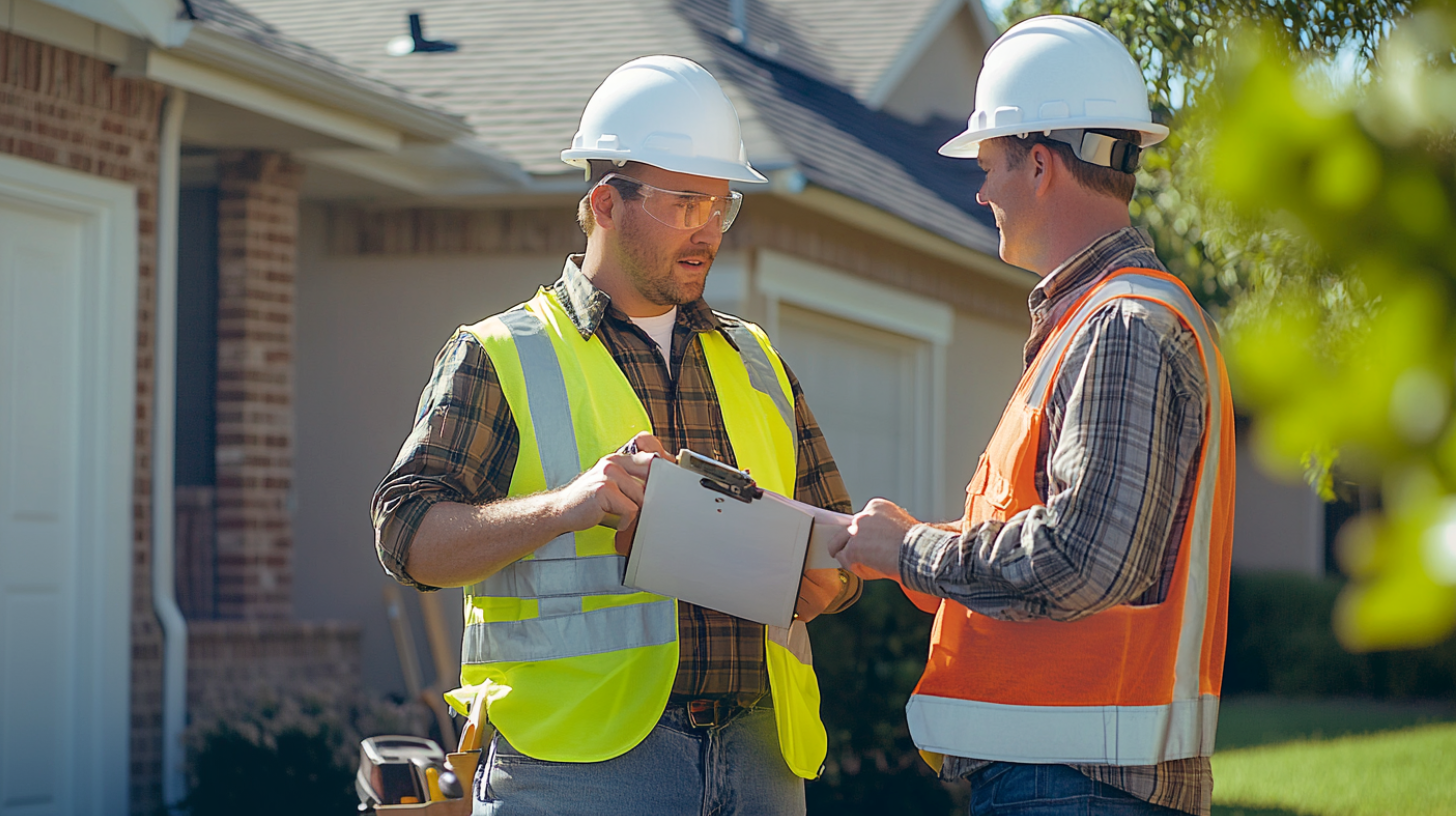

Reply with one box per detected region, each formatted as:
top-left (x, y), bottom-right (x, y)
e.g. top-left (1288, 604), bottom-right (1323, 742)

top-left (907, 273), bottom-right (1227, 764)
top-left (719, 321), bottom-right (797, 452)
top-left (464, 307), bottom-right (675, 663)
top-left (906, 693), bottom-right (1220, 765)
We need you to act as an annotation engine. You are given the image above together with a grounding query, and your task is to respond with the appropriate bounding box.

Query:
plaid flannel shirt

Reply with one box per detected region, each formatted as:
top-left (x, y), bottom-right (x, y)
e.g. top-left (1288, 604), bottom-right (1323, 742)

top-left (899, 228), bottom-right (1215, 816)
top-left (372, 256), bottom-right (859, 703)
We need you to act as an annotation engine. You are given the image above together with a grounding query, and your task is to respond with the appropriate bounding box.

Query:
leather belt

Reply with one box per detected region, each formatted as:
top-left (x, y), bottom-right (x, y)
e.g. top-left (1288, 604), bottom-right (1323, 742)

top-left (684, 699), bottom-right (736, 728)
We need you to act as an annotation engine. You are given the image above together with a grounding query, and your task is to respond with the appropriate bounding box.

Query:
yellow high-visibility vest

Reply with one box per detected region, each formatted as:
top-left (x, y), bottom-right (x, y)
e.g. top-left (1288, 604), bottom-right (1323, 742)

top-left (443, 287), bottom-right (827, 779)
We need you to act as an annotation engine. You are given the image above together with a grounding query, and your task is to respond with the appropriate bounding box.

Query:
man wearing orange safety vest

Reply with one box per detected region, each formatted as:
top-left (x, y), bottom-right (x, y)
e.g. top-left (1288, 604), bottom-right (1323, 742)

top-left (831, 16), bottom-right (1236, 816)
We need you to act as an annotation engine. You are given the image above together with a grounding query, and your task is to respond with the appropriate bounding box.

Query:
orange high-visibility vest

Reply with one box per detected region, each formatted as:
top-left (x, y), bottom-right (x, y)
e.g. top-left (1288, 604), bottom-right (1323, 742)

top-left (905, 268), bottom-right (1236, 767)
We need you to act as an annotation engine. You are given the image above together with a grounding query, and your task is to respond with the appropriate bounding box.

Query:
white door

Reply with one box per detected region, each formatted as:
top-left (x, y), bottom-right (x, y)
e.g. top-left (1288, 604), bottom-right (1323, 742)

top-left (776, 303), bottom-right (933, 517)
top-left (0, 156), bottom-right (135, 816)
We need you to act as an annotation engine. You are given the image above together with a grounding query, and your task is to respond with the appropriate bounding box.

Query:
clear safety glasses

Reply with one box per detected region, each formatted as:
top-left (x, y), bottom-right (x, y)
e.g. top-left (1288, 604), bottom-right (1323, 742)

top-left (598, 173), bottom-right (744, 233)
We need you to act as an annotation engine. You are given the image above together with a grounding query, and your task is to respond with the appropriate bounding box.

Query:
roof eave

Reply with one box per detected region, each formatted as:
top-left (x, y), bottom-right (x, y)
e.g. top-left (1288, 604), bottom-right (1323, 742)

top-left (174, 25), bottom-right (473, 143)
top-left (781, 181), bottom-right (1035, 290)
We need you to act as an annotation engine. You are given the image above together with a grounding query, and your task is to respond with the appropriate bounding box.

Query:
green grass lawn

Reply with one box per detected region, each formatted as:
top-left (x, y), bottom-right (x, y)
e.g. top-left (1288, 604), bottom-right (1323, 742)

top-left (1212, 697), bottom-right (1456, 816)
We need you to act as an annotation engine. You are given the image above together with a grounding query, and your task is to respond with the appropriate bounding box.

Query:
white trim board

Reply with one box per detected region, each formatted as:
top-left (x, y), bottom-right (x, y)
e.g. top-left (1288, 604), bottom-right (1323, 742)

top-left (0, 152), bottom-right (136, 816)
top-left (756, 248), bottom-right (954, 345)
top-left (145, 50), bottom-right (404, 153)
top-left (756, 248), bottom-right (950, 519)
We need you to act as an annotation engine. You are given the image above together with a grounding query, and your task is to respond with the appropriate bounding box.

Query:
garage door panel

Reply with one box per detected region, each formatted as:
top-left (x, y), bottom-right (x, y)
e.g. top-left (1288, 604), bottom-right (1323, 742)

top-left (1, 593), bottom-right (64, 813)
top-left (0, 159), bottom-right (124, 816)
top-left (777, 304), bottom-right (928, 514)
top-left (1, 210), bottom-right (81, 527)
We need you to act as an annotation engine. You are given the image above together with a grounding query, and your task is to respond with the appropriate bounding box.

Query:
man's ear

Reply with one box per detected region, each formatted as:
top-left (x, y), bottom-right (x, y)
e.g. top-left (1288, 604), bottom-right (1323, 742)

top-left (1030, 142), bottom-right (1056, 197)
top-left (590, 184), bottom-right (620, 232)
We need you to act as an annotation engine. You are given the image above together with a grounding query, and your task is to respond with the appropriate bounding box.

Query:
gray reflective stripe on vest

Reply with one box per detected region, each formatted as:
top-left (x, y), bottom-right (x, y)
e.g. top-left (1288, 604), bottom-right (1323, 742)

top-left (720, 322), bottom-right (797, 452)
top-left (1021, 272), bottom-right (1227, 717)
top-left (463, 598), bottom-right (677, 664)
top-left (465, 304), bottom-right (670, 665)
top-left (498, 307), bottom-right (578, 568)
top-left (467, 307), bottom-right (581, 624)
top-left (473, 555), bottom-right (632, 599)
top-left (905, 693), bottom-right (1220, 765)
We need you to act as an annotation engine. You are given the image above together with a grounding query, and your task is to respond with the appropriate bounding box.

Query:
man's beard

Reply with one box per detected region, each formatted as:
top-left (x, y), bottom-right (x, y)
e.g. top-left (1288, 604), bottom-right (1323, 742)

top-left (618, 212), bottom-right (714, 307)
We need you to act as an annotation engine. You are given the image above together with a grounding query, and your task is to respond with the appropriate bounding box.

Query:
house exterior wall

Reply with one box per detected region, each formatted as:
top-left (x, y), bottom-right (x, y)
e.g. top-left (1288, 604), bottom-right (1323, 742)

top-left (298, 198), bottom-right (1029, 696)
top-left (1231, 437), bottom-right (1325, 575)
top-left (215, 150), bottom-right (306, 620)
top-left (0, 29), bottom-right (167, 813)
top-left (880, 6), bottom-right (985, 124)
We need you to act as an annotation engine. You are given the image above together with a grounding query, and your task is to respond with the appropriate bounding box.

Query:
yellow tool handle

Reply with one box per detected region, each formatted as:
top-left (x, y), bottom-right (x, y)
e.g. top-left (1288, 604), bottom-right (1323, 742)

top-left (426, 767), bottom-right (445, 802)
top-left (458, 692), bottom-right (488, 752)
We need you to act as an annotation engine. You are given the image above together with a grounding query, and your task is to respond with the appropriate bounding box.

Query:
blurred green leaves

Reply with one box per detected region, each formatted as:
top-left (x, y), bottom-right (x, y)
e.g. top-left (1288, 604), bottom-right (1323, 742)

top-left (1205, 5), bottom-right (1456, 651)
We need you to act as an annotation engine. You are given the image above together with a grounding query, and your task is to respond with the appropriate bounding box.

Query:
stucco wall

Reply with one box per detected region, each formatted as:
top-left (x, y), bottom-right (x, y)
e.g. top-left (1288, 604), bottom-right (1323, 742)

top-left (293, 203), bottom-right (563, 693)
top-left (1230, 437), bottom-right (1325, 575)
top-left (940, 312), bottom-right (1027, 519)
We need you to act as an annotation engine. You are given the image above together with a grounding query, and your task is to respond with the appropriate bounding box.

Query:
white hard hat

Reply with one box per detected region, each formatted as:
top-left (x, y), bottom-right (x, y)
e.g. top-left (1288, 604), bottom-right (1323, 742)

top-left (939, 15), bottom-right (1168, 161)
top-left (562, 55), bottom-right (767, 184)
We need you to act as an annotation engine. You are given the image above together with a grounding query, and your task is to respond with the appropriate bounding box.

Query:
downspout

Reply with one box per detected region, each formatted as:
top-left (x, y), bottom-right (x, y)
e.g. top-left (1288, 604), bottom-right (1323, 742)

top-left (153, 86), bottom-right (189, 811)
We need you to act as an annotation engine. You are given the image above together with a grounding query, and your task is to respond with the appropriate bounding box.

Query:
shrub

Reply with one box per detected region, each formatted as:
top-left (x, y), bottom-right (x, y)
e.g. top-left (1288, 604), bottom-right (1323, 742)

top-left (181, 685), bottom-right (432, 816)
top-left (806, 581), bottom-right (965, 816)
top-left (1223, 572), bottom-right (1456, 699)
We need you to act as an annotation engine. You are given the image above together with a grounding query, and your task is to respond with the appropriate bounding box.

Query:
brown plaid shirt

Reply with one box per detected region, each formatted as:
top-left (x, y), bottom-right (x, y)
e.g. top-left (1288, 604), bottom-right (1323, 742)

top-left (901, 229), bottom-right (1214, 815)
top-left (372, 256), bottom-right (859, 703)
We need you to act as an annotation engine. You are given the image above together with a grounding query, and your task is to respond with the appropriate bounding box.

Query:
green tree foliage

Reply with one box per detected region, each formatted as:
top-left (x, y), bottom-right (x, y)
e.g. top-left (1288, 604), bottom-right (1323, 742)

top-left (999, 0), bottom-right (1417, 314)
top-left (1210, 7), bottom-right (1456, 651)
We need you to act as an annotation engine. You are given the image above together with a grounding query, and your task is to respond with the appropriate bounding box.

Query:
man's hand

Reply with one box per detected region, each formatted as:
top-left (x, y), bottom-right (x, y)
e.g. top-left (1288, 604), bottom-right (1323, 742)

top-left (608, 432), bottom-right (673, 556)
top-left (555, 448), bottom-right (656, 535)
top-left (794, 569), bottom-right (846, 623)
top-left (833, 498), bottom-right (920, 581)
top-left (619, 431), bottom-right (676, 463)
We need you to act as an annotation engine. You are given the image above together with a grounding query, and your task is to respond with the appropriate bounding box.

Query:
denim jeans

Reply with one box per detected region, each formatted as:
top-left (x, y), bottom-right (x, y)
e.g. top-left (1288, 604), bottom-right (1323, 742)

top-left (968, 763), bottom-right (1188, 816)
top-left (474, 703), bottom-right (804, 816)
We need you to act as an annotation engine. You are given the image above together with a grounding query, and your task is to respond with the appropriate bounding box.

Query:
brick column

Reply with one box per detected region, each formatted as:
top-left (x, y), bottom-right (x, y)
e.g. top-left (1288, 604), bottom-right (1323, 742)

top-left (215, 151), bottom-right (304, 620)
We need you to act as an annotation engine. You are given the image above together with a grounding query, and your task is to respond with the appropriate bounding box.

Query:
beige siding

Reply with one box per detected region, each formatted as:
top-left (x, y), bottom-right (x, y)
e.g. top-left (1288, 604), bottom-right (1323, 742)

top-left (881, 6), bottom-right (985, 125)
top-left (294, 204), bottom-right (567, 693)
top-left (1231, 438), bottom-right (1325, 576)
top-left (940, 312), bottom-right (1027, 518)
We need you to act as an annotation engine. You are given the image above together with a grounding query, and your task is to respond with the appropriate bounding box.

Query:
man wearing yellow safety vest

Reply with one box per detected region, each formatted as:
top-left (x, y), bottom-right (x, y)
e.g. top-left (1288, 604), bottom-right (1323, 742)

top-left (830, 16), bottom-right (1236, 816)
top-left (371, 55), bottom-right (861, 815)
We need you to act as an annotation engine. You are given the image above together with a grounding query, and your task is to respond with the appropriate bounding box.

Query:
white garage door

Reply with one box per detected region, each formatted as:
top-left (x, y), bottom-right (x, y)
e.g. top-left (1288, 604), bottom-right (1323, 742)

top-left (776, 303), bottom-right (933, 517)
top-left (0, 156), bottom-right (135, 816)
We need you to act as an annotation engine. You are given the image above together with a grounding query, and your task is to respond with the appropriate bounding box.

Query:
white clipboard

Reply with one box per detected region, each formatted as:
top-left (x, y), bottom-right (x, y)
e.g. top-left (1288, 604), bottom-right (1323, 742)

top-left (622, 451), bottom-right (849, 628)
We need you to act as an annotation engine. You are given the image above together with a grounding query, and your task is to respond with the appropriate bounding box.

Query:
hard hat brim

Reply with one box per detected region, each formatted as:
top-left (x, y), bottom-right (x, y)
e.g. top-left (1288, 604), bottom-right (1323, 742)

top-left (561, 151), bottom-right (768, 184)
top-left (939, 119), bottom-right (1170, 159)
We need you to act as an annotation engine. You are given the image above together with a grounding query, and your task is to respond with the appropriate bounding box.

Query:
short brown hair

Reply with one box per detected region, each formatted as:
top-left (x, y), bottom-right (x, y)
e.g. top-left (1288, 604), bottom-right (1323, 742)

top-left (577, 160), bottom-right (645, 237)
top-left (998, 129), bottom-right (1140, 203)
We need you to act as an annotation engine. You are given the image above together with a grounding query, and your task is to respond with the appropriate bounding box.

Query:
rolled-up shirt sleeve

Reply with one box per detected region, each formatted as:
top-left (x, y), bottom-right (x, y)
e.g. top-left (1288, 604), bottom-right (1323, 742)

top-left (899, 301), bottom-right (1206, 622)
top-left (371, 330), bottom-right (519, 591)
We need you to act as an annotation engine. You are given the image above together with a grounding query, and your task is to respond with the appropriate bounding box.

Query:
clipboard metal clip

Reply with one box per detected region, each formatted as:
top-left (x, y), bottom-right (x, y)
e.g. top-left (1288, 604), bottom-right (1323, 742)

top-left (678, 449), bottom-right (764, 504)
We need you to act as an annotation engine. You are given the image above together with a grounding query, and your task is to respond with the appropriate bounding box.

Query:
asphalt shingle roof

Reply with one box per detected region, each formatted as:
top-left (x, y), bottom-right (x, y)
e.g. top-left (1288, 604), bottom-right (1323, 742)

top-left (183, 0), bottom-right (460, 119)
top-left (703, 33), bottom-right (997, 252)
top-left (227, 0), bottom-right (997, 251)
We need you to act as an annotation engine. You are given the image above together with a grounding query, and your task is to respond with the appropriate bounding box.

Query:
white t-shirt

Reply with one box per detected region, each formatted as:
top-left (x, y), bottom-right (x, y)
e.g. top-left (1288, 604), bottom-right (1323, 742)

top-left (629, 308), bottom-right (677, 365)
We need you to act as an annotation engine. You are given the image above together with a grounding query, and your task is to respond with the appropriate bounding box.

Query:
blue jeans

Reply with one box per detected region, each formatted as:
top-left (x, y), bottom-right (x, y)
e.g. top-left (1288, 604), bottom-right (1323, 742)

top-left (969, 763), bottom-right (1187, 816)
top-left (474, 703), bottom-right (803, 816)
